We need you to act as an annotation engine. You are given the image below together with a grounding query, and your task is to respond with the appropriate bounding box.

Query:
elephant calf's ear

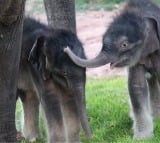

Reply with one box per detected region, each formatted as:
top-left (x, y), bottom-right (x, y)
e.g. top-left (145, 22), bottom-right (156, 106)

top-left (28, 36), bottom-right (45, 64)
top-left (142, 16), bottom-right (160, 57)
top-left (28, 36), bottom-right (50, 80)
top-left (145, 16), bottom-right (160, 41)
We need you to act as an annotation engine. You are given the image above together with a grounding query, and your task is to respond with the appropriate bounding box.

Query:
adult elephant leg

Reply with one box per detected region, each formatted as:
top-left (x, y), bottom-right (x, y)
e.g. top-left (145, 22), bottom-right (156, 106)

top-left (60, 95), bottom-right (81, 142)
top-left (0, 0), bottom-right (25, 142)
top-left (147, 76), bottom-right (160, 117)
top-left (128, 65), bottom-right (153, 139)
top-left (19, 91), bottom-right (40, 142)
top-left (42, 81), bottom-right (65, 143)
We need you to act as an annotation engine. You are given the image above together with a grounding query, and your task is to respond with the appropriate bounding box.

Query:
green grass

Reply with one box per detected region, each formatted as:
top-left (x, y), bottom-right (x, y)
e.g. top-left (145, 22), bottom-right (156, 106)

top-left (155, 0), bottom-right (160, 4)
top-left (82, 77), bottom-right (160, 143)
top-left (16, 76), bottom-right (160, 143)
top-left (82, 76), bottom-right (130, 143)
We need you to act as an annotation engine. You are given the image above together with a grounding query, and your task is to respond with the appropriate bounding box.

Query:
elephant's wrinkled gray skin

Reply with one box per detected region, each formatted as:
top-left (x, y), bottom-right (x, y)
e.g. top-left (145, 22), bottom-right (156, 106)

top-left (0, 0), bottom-right (25, 142)
top-left (17, 18), bottom-right (91, 143)
top-left (64, 0), bottom-right (160, 139)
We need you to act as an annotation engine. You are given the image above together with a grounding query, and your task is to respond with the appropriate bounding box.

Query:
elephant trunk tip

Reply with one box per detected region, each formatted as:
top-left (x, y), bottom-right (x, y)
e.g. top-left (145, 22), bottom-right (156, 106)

top-left (86, 132), bottom-right (92, 139)
top-left (64, 47), bottom-right (69, 52)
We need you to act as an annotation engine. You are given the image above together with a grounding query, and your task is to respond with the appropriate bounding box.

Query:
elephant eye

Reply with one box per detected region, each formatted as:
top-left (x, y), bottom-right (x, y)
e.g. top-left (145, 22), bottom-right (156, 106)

top-left (53, 68), bottom-right (67, 77)
top-left (63, 71), bottom-right (67, 76)
top-left (119, 40), bottom-right (129, 52)
top-left (58, 70), bottom-right (67, 76)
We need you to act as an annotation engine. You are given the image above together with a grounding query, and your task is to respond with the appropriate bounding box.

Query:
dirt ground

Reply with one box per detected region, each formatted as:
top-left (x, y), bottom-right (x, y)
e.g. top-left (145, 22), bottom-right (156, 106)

top-left (27, 9), bottom-right (127, 78)
top-left (76, 10), bottom-right (127, 78)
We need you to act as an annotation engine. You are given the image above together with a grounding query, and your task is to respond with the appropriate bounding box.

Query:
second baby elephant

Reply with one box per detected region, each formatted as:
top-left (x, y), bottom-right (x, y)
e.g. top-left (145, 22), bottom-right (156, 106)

top-left (17, 18), bottom-right (91, 143)
top-left (64, 0), bottom-right (160, 140)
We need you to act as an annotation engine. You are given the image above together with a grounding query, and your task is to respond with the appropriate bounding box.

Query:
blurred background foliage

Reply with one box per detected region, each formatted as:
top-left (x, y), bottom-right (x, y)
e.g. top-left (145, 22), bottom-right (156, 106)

top-left (76, 0), bottom-right (160, 10)
top-left (25, 0), bottom-right (160, 14)
top-left (75, 0), bottom-right (126, 11)
top-left (76, 0), bottom-right (126, 4)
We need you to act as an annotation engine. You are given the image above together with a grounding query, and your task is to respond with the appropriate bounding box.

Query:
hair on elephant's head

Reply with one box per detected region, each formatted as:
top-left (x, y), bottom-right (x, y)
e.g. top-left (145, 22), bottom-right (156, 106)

top-left (28, 29), bottom-right (86, 80)
top-left (28, 28), bottom-right (91, 139)
top-left (64, 0), bottom-right (160, 69)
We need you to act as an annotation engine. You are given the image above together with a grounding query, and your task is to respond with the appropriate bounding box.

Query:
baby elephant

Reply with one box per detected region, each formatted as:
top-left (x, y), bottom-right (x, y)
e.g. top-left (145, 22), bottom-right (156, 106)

top-left (64, 0), bottom-right (160, 140)
top-left (17, 18), bottom-right (91, 143)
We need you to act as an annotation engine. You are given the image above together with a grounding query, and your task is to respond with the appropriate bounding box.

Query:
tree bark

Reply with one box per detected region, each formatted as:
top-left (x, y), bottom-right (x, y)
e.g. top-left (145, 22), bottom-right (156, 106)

top-left (43, 0), bottom-right (76, 33)
top-left (0, 0), bottom-right (25, 142)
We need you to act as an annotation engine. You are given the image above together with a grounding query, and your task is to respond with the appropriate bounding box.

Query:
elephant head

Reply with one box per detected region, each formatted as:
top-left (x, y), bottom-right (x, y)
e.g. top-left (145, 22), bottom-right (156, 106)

top-left (28, 29), bottom-right (91, 139)
top-left (64, 0), bottom-right (160, 69)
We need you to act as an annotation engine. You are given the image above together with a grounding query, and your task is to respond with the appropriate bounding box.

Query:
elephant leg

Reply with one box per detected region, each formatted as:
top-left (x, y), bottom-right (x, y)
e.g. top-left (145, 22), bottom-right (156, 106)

top-left (20, 91), bottom-right (40, 142)
top-left (149, 55), bottom-right (160, 117)
top-left (42, 91), bottom-right (65, 143)
top-left (128, 65), bottom-right (153, 139)
top-left (148, 76), bottom-right (160, 117)
top-left (0, 1), bottom-right (25, 142)
top-left (60, 96), bottom-right (81, 142)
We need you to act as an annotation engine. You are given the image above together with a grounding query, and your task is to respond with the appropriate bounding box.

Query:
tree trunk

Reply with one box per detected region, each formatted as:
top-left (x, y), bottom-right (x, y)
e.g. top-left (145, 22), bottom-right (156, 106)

top-left (0, 0), bottom-right (25, 142)
top-left (43, 0), bottom-right (76, 33)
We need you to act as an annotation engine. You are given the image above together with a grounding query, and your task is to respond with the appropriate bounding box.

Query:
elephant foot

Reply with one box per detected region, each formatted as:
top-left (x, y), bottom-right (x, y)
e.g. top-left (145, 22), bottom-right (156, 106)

top-left (133, 118), bottom-right (153, 139)
top-left (26, 135), bottom-right (40, 142)
top-left (30, 137), bottom-right (37, 143)
top-left (17, 131), bottom-right (24, 141)
top-left (23, 130), bottom-right (40, 142)
top-left (132, 109), bottom-right (153, 139)
top-left (133, 130), bottom-right (153, 139)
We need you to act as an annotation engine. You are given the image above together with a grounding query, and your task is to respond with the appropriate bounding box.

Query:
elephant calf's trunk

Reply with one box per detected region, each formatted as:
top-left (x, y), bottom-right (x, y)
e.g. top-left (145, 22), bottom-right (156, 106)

top-left (64, 47), bottom-right (111, 68)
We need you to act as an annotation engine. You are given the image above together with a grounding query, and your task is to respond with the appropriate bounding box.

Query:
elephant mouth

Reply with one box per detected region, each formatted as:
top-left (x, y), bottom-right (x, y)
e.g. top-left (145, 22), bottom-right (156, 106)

top-left (110, 58), bottom-right (128, 69)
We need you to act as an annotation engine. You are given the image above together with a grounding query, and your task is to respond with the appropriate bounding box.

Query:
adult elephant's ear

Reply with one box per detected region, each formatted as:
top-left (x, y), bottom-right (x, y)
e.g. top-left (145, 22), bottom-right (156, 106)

top-left (28, 36), bottom-right (50, 80)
